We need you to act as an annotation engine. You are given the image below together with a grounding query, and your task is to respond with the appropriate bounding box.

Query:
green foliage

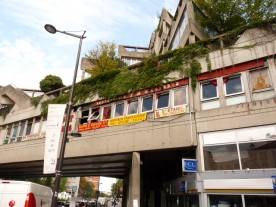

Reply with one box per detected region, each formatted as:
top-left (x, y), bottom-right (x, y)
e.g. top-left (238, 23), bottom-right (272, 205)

top-left (39, 75), bottom-right (65, 93)
top-left (31, 96), bottom-right (43, 107)
top-left (78, 177), bottom-right (94, 198)
top-left (59, 177), bottom-right (68, 192)
top-left (194, 0), bottom-right (275, 35)
top-left (38, 19), bottom-right (275, 116)
top-left (85, 41), bottom-right (127, 76)
top-left (111, 179), bottom-right (123, 197)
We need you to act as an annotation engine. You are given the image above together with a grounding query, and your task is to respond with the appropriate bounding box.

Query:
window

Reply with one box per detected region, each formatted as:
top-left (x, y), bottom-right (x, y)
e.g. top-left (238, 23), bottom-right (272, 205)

top-left (173, 87), bottom-right (187, 106)
top-left (250, 68), bottom-right (272, 91)
top-left (142, 96), bottom-right (153, 112)
top-left (239, 141), bottom-right (276, 169)
top-left (127, 100), bottom-right (138, 115)
top-left (224, 76), bottom-right (243, 95)
top-left (33, 117), bottom-right (41, 134)
top-left (26, 119), bottom-right (33, 135)
top-left (102, 105), bottom-right (111, 120)
top-left (88, 108), bottom-right (100, 122)
top-left (80, 110), bottom-right (89, 124)
top-left (204, 144), bottom-right (240, 171)
top-left (17, 121), bottom-right (26, 142)
top-left (202, 126), bottom-right (276, 171)
top-left (201, 81), bottom-right (218, 100)
top-left (114, 103), bottom-right (124, 117)
top-left (156, 93), bottom-right (169, 109)
top-left (245, 195), bottom-right (276, 207)
top-left (209, 195), bottom-right (242, 207)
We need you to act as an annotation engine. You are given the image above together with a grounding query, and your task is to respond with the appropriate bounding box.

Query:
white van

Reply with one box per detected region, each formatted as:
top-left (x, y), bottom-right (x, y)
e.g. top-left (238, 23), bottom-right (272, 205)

top-left (0, 180), bottom-right (52, 207)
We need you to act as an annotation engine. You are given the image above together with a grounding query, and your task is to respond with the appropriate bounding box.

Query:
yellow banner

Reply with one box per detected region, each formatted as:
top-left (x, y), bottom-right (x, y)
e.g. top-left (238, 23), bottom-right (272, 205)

top-left (155, 105), bottom-right (186, 118)
top-left (108, 113), bottom-right (147, 127)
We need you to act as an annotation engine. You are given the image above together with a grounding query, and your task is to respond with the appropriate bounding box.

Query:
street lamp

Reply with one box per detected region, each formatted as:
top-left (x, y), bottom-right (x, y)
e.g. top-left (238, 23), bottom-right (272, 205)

top-left (44, 24), bottom-right (86, 207)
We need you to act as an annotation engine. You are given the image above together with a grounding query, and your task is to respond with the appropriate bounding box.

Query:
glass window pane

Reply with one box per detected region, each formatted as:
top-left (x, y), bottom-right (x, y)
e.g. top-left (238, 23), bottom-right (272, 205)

top-left (239, 141), bottom-right (276, 169)
top-left (250, 68), bottom-right (272, 91)
top-left (209, 195), bottom-right (242, 207)
top-left (115, 103), bottom-right (124, 117)
top-left (18, 121), bottom-right (26, 136)
top-left (6, 127), bottom-right (12, 139)
top-left (245, 195), bottom-right (276, 207)
top-left (142, 96), bottom-right (153, 112)
top-left (225, 76), bottom-right (243, 95)
top-left (103, 106), bottom-right (111, 120)
top-left (204, 144), bottom-right (240, 170)
top-left (202, 83), bottom-right (217, 100)
top-left (174, 88), bottom-right (187, 106)
top-left (12, 126), bottom-right (18, 138)
top-left (127, 100), bottom-right (138, 115)
top-left (157, 93), bottom-right (169, 109)
top-left (26, 119), bottom-right (33, 135)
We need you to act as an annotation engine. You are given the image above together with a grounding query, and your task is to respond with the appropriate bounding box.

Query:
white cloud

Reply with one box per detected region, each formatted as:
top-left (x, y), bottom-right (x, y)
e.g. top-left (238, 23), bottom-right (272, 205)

top-left (0, 0), bottom-right (180, 89)
top-left (99, 176), bottom-right (116, 192)
top-left (0, 38), bottom-right (73, 89)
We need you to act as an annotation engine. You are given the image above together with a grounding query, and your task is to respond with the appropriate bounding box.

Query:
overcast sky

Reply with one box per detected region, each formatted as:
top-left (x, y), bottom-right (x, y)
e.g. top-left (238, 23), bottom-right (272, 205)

top-left (0, 0), bottom-right (179, 89)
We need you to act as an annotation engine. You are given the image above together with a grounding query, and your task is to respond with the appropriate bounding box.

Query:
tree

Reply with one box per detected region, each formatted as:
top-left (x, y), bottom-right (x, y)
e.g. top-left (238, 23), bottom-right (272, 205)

top-left (194, 0), bottom-right (275, 35)
top-left (85, 41), bottom-right (127, 76)
top-left (111, 179), bottom-right (123, 198)
top-left (78, 177), bottom-right (94, 198)
top-left (39, 75), bottom-right (65, 93)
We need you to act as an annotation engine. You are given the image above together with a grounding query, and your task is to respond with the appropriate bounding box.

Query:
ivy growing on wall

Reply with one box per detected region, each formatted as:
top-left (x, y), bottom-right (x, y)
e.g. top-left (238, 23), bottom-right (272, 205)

top-left (36, 18), bottom-right (275, 117)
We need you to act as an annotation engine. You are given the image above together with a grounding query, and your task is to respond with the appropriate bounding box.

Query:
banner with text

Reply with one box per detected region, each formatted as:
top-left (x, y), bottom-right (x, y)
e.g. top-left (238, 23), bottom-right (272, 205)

top-left (43, 104), bottom-right (66, 174)
top-left (155, 105), bottom-right (186, 119)
top-left (78, 120), bottom-right (109, 132)
top-left (108, 113), bottom-right (147, 127)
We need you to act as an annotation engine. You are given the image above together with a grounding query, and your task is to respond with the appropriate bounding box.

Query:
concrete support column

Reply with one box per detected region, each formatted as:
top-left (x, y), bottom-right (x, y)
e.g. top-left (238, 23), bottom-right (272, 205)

top-left (127, 152), bottom-right (141, 207)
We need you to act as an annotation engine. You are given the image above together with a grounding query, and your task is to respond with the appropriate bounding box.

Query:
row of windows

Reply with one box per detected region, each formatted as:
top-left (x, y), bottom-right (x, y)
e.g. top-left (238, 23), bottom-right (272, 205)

top-left (171, 8), bottom-right (188, 50)
top-left (201, 67), bottom-right (272, 101)
top-left (3, 117), bottom-right (45, 144)
top-left (202, 125), bottom-right (276, 171)
top-left (79, 87), bottom-right (188, 124)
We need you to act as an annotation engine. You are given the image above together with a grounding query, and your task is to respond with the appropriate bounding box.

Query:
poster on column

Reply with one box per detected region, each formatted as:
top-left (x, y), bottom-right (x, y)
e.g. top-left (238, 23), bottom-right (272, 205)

top-left (43, 104), bottom-right (66, 174)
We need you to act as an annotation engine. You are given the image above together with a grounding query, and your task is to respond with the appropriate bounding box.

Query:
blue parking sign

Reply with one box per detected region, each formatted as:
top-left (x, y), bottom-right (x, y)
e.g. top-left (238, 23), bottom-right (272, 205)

top-left (182, 159), bottom-right (197, 172)
top-left (72, 186), bottom-right (77, 192)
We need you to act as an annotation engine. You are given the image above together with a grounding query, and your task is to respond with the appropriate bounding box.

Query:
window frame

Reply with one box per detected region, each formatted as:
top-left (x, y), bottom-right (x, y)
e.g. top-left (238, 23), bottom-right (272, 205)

top-left (223, 75), bottom-right (244, 96)
top-left (140, 95), bottom-right (154, 113)
top-left (127, 99), bottom-right (139, 115)
top-left (249, 67), bottom-right (273, 92)
top-left (201, 80), bottom-right (219, 101)
top-left (172, 86), bottom-right (188, 107)
top-left (113, 102), bottom-right (125, 118)
top-left (156, 92), bottom-right (170, 110)
top-left (101, 105), bottom-right (112, 120)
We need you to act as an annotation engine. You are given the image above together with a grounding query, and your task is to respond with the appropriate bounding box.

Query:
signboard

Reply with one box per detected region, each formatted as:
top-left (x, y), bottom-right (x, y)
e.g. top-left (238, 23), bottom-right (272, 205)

top-left (62, 112), bottom-right (76, 133)
top-left (182, 159), bottom-right (197, 172)
top-left (72, 186), bottom-right (77, 192)
top-left (272, 176), bottom-right (276, 193)
top-left (180, 180), bottom-right (187, 193)
top-left (108, 113), bottom-right (147, 127)
top-left (155, 105), bottom-right (186, 119)
top-left (78, 120), bottom-right (108, 132)
top-left (43, 104), bottom-right (66, 174)
top-left (22, 131), bottom-right (46, 141)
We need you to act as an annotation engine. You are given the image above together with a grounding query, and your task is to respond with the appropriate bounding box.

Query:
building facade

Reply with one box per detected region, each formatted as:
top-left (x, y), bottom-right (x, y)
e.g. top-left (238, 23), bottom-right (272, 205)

top-left (0, 1), bottom-right (276, 207)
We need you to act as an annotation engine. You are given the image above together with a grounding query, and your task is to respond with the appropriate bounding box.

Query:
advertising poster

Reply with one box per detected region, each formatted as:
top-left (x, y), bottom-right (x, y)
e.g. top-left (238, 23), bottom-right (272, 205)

top-left (43, 104), bottom-right (66, 174)
top-left (272, 176), bottom-right (276, 193)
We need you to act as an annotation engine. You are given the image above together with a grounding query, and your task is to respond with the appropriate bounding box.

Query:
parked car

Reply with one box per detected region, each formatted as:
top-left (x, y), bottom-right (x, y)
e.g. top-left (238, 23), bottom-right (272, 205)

top-left (0, 180), bottom-right (52, 207)
top-left (97, 197), bottom-right (108, 207)
top-left (57, 201), bottom-right (69, 207)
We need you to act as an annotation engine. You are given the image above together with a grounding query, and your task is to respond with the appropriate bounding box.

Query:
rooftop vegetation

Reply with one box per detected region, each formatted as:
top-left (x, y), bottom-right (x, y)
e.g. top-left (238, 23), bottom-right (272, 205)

top-left (33, 18), bottom-right (275, 117)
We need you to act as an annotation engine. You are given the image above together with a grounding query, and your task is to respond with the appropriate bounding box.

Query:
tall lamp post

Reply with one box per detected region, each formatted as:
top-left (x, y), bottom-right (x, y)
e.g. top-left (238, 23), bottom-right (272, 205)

top-left (44, 24), bottom-right (86, 207)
